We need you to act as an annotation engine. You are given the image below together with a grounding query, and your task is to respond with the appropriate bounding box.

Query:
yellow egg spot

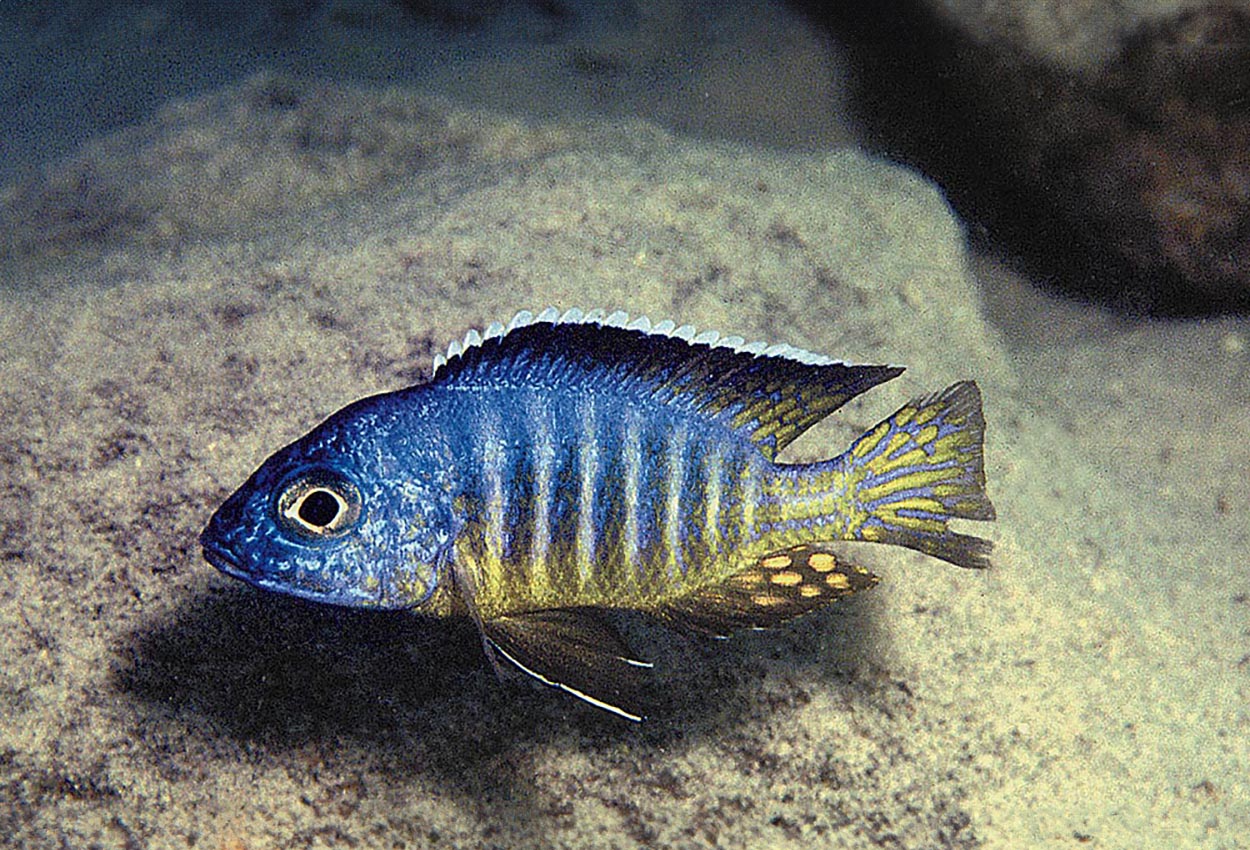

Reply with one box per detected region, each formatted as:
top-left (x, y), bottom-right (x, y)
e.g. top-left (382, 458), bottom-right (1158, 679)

top-left (751, 593), bottom-right (785, 607)
top-left (808, 552), bottom-right (837, 572)
top-left (761, 555), bottom-right (792, 570)
top-left (770, 571), bottom-right (803, 587)
top-left (826, 573), bottom-right (851, 590)
top-left (799, 585), bottom-right (822, 598)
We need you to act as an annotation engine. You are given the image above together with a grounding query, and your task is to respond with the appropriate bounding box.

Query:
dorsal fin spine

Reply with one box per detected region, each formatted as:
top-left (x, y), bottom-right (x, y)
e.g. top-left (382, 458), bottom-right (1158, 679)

top-left (427, 308), bottom-right (902, 458)
top-left (429, 307), bottom-right (842, 378)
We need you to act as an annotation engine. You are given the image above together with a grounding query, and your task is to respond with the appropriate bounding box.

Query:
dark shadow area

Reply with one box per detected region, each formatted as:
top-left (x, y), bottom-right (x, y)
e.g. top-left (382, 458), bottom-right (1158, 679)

top-left (116, 585), bottom-right (489, 743)
top-left (114, 577), bottom-right (887, 789)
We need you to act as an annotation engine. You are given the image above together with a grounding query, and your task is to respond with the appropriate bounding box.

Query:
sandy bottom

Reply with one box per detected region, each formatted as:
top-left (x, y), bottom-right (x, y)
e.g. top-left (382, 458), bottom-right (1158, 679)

top-left (0, 75), bottom-right (1246, 849)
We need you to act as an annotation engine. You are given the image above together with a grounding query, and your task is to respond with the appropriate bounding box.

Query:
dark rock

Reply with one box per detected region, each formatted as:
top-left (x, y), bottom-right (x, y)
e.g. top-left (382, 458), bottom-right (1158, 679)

top-left (806, 1), bottom-right (1250, 314)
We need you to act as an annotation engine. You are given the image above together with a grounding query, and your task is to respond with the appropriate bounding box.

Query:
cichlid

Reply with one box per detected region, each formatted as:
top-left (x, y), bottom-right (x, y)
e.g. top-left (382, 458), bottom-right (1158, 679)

top-left (201, 308), bottom-right (995, 720)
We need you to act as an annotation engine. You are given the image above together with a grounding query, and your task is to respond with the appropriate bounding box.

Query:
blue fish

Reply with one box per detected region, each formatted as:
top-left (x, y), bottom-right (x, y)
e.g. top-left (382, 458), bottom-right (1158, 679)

top-left (202, 308), bottom-right (994, 719)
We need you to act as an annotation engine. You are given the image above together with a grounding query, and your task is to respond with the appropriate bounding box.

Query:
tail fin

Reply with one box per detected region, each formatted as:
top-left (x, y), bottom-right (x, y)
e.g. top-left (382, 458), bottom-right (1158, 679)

top-left (844, 381), bottom-right (995, 568)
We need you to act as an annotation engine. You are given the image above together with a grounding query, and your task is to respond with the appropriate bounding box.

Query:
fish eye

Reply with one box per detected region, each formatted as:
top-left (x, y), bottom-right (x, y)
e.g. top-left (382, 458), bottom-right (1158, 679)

top-left (275, 470), bottom-right (362, 539)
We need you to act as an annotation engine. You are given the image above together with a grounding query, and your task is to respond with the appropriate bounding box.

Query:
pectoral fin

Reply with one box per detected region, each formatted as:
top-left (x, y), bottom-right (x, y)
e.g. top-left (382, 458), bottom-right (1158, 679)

top-left (482, 607), bottom-right (653, 722)
top-left (663, 545), bottom-right (879, 637)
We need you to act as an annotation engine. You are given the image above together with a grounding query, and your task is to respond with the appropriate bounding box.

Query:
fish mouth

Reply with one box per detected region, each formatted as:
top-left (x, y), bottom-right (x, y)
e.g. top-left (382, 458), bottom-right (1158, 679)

top-left (200, 535), bottom-right (246, 577)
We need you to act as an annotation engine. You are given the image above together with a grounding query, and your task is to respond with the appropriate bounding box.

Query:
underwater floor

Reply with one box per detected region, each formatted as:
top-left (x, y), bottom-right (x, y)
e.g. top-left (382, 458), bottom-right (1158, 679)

top-left (1, 3), bottom-right (1246, 848)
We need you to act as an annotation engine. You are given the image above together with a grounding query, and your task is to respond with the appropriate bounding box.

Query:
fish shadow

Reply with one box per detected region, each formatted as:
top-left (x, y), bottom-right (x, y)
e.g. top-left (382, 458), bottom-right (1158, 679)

top-left (116, 580), bottom-right (885, 795)
top-left (119, 584), bottom-right (499, 742)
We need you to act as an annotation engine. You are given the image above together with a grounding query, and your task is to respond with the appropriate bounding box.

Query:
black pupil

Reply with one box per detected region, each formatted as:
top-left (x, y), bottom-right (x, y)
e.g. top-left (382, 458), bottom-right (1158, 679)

top-left (299, 489), bottom-right (341, 527)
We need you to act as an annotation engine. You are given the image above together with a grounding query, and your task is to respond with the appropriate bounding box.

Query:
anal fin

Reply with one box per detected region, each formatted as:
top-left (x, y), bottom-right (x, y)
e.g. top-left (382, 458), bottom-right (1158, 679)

top-left (482, 607), bottom-right (653, 722)
top-left (663, 545), bottom-right (879, 638)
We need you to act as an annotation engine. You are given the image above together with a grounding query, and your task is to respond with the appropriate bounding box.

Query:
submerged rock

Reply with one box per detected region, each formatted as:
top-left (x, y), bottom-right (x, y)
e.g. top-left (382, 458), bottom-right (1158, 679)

top-left (822, 1), bottom-right (1250, 313)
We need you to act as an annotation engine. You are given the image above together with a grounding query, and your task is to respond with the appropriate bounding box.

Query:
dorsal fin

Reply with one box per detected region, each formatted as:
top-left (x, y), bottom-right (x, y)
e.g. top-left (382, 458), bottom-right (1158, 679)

top-left (430, 308), bottom-right (902, 460)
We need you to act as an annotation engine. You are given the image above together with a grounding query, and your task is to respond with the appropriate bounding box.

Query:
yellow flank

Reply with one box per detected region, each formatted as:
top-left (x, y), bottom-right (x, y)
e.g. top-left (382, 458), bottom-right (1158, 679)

top-left (451, 379), bottom-right (991, 626)
top-left (730, 570), bottom-right (766, 588)
top-left (735, 567), bottom-right (765, 587)
top-left (743, 461), bottom-right (858, 567)
top-left (857, 525), bottom-right (883, 543)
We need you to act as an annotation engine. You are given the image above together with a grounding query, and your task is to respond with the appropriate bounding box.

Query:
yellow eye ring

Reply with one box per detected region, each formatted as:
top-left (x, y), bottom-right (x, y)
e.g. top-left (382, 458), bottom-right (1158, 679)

top-left (276, 471), bottom-right (362, 538)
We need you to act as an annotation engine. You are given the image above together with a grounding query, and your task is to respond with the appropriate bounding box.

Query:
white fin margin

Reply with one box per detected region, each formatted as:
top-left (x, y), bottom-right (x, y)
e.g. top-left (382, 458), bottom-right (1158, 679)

top-left (431, 307), bottom-right (842, 377)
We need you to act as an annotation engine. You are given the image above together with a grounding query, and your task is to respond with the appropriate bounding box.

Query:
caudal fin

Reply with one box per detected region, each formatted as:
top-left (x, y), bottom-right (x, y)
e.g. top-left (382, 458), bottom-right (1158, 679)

top-left (844, 381), bottom-right (995, 568)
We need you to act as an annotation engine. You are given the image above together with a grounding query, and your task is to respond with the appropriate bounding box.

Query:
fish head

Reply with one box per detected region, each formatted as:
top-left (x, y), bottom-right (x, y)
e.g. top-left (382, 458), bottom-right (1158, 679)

top-left (200, 398), bottom-right (457, 609)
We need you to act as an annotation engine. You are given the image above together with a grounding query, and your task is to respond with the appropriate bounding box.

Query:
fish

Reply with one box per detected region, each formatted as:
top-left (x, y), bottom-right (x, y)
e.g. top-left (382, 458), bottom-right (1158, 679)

top-left (201, 307), bottom-right (995, 720)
